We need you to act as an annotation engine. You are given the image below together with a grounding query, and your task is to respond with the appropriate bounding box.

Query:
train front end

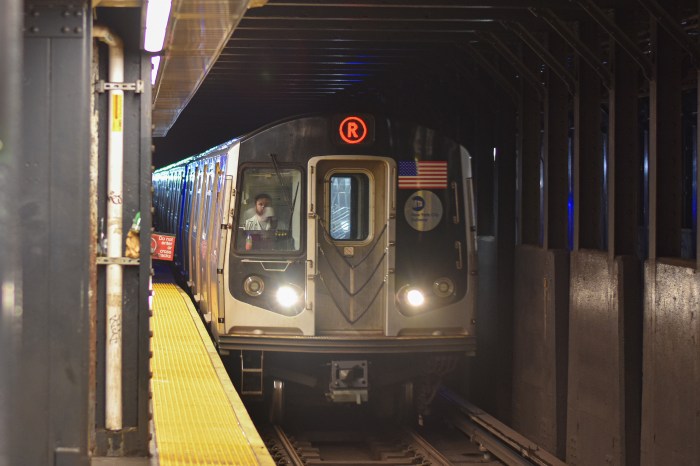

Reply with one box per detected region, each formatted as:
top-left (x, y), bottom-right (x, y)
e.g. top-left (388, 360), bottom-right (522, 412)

top-left (217, 114), bottom-right (477, 408)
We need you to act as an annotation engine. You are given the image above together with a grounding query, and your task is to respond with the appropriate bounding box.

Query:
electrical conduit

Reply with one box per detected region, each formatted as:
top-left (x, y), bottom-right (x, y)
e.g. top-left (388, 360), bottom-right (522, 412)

top-left (93, 25), bottom-right (125, 431)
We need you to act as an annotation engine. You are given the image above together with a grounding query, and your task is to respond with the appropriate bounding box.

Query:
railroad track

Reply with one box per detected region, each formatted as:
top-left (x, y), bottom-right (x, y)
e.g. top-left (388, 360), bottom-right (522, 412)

top-left (257, 387), bottom-right (567, 465)
top-left (262, 423), bottom-right (476, 465)
top-left (435, 387), bottom-right (566, 466)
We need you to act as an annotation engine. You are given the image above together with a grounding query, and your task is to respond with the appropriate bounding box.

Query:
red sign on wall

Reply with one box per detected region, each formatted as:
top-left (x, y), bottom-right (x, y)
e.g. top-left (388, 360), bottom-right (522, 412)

top-left (151, 233), bottom-right (176, 261)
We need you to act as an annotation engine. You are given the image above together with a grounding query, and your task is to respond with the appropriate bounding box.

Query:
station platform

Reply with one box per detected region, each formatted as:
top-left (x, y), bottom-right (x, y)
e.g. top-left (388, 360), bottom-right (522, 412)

top-left (146, 277), bottom-right (274, 465)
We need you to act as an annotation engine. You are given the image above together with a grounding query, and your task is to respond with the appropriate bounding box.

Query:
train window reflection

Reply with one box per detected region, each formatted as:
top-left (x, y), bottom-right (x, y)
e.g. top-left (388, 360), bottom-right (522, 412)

top-left (237, 167), bottom-right (302, 252)
top-left (329, 173), bottom-right (370, 241)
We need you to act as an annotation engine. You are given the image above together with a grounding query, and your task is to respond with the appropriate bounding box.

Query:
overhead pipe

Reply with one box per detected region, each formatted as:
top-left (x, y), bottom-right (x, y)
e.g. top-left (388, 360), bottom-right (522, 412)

top-left (93, 24), bottom-right (125, 431)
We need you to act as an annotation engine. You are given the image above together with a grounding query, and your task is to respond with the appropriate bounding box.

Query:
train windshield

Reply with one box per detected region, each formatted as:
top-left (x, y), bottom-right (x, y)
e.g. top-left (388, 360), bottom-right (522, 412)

top-left (236, 166), bottom-right (302, 253)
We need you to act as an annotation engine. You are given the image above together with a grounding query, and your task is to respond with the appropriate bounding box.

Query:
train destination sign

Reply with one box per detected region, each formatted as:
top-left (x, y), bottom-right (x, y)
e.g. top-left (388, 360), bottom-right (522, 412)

top-left (334, 114), bottom-right (374, 145)
top-left (151, 233), bottom-right (176, 261)
top-left (339, 116), bottom-right (367, 144)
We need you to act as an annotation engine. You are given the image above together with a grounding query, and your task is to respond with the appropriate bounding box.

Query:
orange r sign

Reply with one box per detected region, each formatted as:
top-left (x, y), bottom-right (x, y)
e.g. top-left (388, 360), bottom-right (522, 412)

top-left (339, 116), bottom-right (368, 144)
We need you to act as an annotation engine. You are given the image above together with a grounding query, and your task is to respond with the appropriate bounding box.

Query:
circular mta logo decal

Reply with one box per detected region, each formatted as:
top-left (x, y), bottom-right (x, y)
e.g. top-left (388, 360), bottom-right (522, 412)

top-left (338, 116), bottom-right (368, 144)
top-left (403, 190), bottom-right (443, 232)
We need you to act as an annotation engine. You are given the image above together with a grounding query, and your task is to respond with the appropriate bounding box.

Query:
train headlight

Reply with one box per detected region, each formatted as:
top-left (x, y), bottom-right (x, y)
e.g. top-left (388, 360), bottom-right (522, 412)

top-left (243, 275), bottom-right (265, 297)
top-left (432, 277), bottom-right (455, 298)
top-left (276, 284), bottom-right (301, 308)
top-left (406, 288), bottom-right (425, 306)
top-left (397, 285), bottom-right (426, 312)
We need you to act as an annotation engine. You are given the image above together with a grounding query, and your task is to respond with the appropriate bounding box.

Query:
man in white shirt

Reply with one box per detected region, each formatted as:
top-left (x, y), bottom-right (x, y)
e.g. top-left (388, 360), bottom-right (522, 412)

top-left (244, 193), bottom-right (276, 230)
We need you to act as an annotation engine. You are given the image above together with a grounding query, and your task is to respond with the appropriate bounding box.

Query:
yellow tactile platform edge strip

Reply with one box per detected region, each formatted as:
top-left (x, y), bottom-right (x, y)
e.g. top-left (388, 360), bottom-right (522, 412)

top-left (151, 282), bottom-right (274, 465)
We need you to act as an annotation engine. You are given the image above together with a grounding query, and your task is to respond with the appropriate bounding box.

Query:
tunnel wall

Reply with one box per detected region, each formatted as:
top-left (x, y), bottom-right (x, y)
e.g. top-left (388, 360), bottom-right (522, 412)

top-left (641, 260), bottom-right (699, 466)
top-left (566, 251), bottom-right (642, 466)
top-left (511, 245), bottom-right (569, 458)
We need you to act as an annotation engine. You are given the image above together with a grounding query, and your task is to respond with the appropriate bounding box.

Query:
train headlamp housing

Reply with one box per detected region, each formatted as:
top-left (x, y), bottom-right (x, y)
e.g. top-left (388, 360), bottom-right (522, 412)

top-left (243, 275), bottom-right (265, 297)
top-left (432, 277), bottom-right (455, 298)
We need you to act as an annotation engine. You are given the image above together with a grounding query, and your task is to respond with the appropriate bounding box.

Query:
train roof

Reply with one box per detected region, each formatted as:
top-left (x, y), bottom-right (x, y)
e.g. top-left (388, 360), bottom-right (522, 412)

top-left (153, 112), bottom-right (463, 174)
top-left (153, 113), bottom-right (333, 173)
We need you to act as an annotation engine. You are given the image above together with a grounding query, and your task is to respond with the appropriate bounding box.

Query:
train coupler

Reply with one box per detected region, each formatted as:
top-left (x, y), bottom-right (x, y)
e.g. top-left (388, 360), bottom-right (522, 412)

top-left (327, 360), bottom-right (368, 404)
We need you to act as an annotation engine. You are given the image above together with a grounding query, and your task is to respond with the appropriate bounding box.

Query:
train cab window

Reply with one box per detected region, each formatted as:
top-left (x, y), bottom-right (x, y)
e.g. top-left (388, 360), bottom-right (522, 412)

top-left (236, 167), bottom-right (302, 253)
top-left (328, 173), bottom-right (370, 241)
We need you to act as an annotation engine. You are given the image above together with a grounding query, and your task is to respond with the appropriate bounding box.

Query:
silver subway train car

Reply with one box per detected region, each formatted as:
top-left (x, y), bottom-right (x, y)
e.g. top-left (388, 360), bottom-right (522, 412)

top-left (152, 114), bottom-right (477, 416)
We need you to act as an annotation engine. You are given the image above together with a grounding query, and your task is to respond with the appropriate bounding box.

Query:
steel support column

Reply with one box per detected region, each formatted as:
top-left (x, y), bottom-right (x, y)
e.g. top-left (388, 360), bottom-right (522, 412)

top-left (519, 45), bottom-right (543, 246)
top-left (0, 0), bottom-right (23, 464)
top-left (494, 93), bottom-right (517, 423)
top-left (609, 11), bottom-right (642, 259)
top-left (573, 21), bottom-right (603, 251)
top-left (21, 3), bottom-right (92, 465)
top-left (92, 10), bottom-right (152, 457)
top-left (542, 33), bottom-right (570, 250)
top-left (648, 9), bottom-right (683, 260)
top-left (473, 84), bottom-right (496, 237)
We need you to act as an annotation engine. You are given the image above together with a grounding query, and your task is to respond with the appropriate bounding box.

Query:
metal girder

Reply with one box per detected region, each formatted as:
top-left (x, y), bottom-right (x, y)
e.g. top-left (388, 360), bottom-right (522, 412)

top-left (477, 31), bottom-right (545, 98)
top-left (243, 4), bottom-right (541, 22)
top-left (456, 42), bottom-right (520, 104)
top-left (499, 22), bottom-right (575, 93)
top-left (573, 0), bottom-right (653, 80)
top-left (529, 7), bottom-right (612, 89)
top-left (637, 0), bottom-right (700, 68)
top-left (256, 0), bottom-right (578, 9)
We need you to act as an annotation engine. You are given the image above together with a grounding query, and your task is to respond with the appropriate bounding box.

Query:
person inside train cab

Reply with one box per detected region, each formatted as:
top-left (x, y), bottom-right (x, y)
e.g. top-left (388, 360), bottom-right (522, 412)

top-left (244, 193), bottom-right (277, 231)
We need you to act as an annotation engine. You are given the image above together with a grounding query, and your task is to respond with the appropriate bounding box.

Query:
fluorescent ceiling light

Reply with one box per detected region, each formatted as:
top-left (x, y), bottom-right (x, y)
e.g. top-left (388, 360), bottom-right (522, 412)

top-left (144, 0), bottom-right (172, 52)
top-left (151, 56), bottom-right (161, 85)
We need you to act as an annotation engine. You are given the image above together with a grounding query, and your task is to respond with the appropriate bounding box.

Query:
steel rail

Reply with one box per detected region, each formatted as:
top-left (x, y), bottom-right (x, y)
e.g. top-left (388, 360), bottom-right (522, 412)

top-left (401, 426), bottom-right (453, 466)
top-left (273, 425), bottom-right (306, 466)
top-left (440, 386), bottom-right (567, 466)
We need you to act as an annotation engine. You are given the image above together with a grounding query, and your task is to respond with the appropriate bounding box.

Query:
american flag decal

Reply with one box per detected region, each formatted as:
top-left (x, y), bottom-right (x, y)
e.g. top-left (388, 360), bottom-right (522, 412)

top-left (398, 161), bottom-right (448, 189)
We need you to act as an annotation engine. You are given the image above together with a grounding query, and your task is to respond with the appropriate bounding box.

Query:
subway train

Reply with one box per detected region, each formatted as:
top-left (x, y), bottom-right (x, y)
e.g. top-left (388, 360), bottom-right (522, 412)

top-left (152, 113), bottom-right (477, 418)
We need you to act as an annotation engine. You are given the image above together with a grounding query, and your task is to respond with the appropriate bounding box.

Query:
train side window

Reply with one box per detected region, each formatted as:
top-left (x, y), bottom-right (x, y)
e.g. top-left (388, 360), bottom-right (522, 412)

top-left (329, 173), bottom-right (370, 241)
top-left (236, 166), bottom-right (302, 253)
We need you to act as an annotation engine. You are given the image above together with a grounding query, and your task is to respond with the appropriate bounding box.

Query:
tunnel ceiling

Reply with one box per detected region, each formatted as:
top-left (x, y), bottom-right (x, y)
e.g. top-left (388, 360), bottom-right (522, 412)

top-left (151, 0), bottom-right (699, 167)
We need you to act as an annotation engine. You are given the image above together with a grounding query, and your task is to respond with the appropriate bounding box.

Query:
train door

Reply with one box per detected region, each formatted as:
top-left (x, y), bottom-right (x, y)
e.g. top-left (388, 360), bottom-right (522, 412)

top-left (184, 166), bottom-right (198, 281)
top-left (207, 161), bottom-right (229, 337)
top-left (199, 165), bottom-right (215, 316)
top-left (307, 156), bottom-right (396, 334)
top-left (178, 167), bottom-right (193, 271)
top-left (202, 161), bottom-right (223, 321)
top-left (192, 164), bottom-right (210, 300)
top-left (189, 165), bottom-right (203, 291)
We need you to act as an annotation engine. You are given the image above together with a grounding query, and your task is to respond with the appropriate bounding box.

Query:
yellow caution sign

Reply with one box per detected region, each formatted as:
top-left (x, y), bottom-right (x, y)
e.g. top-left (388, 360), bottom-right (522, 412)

top-left (112, 93), bottom-right (123, 132)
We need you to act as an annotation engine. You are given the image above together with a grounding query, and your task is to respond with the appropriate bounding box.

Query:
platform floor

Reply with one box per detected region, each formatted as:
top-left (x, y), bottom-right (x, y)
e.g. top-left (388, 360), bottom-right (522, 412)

top-left (147, 280), bottom-right (273, 465)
